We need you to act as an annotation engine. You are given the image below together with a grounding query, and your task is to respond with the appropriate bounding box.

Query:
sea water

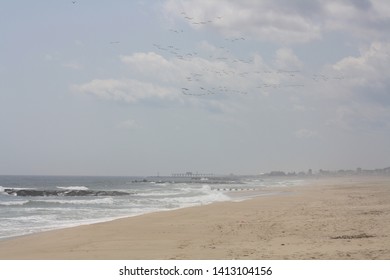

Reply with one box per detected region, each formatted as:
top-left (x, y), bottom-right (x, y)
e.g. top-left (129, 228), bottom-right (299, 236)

top-left (0, 175), bottom-right (304, 240)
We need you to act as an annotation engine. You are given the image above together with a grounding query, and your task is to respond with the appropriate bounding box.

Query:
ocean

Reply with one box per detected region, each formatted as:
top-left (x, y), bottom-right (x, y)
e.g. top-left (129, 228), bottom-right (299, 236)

top-left (0, 175), bottom-right (304, 240)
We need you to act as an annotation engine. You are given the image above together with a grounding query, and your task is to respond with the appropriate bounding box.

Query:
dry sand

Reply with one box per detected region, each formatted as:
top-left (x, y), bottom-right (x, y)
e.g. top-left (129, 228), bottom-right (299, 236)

top-left (0, 176), bottom-right (389, 260)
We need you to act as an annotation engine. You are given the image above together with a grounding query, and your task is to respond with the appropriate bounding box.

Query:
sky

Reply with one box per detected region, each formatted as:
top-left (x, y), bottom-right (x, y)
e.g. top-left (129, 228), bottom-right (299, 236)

top-left (1, 0), bottom-right (390, 176)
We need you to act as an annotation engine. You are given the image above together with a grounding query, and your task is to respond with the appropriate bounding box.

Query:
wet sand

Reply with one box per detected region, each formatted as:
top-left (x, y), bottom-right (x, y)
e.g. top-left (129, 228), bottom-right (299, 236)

top-left (0, 176), bottom-right (389, 259)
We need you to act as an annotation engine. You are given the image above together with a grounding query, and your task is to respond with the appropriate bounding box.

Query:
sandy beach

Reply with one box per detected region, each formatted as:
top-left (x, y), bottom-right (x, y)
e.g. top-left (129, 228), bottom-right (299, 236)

top-left (0, 176), bottom-right (389, 260)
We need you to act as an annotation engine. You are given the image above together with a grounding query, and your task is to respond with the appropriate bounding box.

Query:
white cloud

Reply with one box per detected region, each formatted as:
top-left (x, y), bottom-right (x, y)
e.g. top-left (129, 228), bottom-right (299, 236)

top-left (303, 41), bottom-right (390, 133)
top-left (332, 41), bottom-right (390, 104)
top-left (121, 44), bottom-right (306, 96)
top-left (288, 41), bottom-right (390, 105)
top-left (334, 42), bottom-right (390, 81)
top-left (164, 0), bottom-right (390, 44)
top-left (73, 34), bottom-right (390, 139)
top-left (72, 79), bottom-right (180, 103)
top-left (73, 42), bottom-right (309, 113)
top-left (273, 48), bottom-right (303, 70)
top-left (164, 0), bottom-right (322, 44)
top-left (324, 0), bottom-right (390, 40)
top-left (120, 52), bottom-right (183, 84)
top-left (120, 52), bottom-right (172, 71)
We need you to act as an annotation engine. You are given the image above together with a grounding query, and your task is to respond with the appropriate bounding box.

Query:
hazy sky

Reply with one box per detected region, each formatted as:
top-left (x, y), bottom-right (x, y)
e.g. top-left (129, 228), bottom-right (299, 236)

top-left (1, 0), bottom-right (390, 176)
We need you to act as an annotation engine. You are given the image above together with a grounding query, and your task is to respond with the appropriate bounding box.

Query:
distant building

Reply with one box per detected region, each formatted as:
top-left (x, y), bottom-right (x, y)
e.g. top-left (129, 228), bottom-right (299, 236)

top-left (171, 172), bottom-right (214, 177)
top-left (267, 171), bottom-right (286, 176)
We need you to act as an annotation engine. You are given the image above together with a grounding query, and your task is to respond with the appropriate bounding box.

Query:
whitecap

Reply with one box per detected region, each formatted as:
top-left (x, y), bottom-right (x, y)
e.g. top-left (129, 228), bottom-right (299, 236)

top-left (34, 197), bottom-right (114, 205)
top-left (200, 184), bottom-right (212, 192)
top-left (57, 186), bottom-right (89, 191)
top-left (0, 200), bottom-right (29, 206)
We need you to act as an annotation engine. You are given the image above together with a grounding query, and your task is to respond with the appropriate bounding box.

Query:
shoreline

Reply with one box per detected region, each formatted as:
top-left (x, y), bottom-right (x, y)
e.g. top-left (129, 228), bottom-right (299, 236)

top-left (0, 187), bottom-right (284, 242)
top-left (0, 177), bottom-right (389, 259)
top-left (0, 182), bottom-right (287, 242)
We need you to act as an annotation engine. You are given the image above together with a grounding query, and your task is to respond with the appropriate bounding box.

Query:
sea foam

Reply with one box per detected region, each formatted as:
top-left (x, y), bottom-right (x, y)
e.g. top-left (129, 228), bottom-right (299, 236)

top-left (57, 186), bottom-right (89, 191)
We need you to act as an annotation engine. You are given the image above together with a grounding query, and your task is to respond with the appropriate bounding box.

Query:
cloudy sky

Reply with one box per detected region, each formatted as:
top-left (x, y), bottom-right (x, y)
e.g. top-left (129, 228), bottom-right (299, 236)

top-left (1, 0), bottom-right (390, 176)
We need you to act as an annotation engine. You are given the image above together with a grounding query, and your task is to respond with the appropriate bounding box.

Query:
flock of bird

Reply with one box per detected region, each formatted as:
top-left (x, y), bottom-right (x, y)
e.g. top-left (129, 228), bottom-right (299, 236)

top-left (180, 11), bottom-right (223, 26)
top-left (71, 2), bottom-right (345, 97)
top-left (151, 10), bottom-right (346, 97)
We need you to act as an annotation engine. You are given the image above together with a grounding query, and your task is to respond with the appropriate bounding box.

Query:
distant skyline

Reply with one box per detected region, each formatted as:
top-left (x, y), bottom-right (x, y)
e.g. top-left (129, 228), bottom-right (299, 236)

top-left (1, 1), bottom-right (390, 176)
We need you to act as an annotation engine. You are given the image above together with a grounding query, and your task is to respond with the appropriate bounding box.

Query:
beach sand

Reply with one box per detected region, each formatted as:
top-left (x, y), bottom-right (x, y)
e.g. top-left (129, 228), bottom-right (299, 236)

top-left (0, 176), bottom-right (389, 260)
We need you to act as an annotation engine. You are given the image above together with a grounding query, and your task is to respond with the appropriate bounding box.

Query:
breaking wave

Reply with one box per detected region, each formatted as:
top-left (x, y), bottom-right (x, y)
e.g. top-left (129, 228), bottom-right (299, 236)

top-left (57, 186), bottom-right (89, 191)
